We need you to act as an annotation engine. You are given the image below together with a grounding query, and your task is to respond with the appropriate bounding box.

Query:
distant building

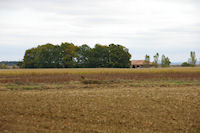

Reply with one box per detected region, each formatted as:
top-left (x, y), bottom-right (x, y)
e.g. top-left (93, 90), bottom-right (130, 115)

top-left (130, 60), bottom-right (153, 68)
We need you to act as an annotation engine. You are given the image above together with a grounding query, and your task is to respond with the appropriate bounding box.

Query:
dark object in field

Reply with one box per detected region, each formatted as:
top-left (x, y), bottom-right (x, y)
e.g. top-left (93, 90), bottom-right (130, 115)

top-left (82, 79), bottom-right (103, 84)
top-left (81, 75), bottom-right (85, 80)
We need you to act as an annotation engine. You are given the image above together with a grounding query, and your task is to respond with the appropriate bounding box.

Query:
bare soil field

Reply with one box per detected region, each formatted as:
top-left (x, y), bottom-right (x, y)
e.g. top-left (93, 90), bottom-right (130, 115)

top-left (0, 67), bottom-right (200, 133)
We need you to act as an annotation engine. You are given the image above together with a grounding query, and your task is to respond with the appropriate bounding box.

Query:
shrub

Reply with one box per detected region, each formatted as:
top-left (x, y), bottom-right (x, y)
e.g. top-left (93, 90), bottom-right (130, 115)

top-left (181, 62), bottom-right (191, 67)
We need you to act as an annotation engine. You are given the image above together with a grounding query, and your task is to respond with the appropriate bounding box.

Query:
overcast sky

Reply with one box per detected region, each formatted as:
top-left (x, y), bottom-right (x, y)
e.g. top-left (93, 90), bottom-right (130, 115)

top-left (0, 0), bottom-right (200, 62)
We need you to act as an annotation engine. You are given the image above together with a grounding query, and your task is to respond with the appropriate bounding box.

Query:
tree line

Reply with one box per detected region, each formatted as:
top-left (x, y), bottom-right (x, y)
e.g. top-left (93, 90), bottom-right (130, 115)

top-left (143, 53), bottom-right (171, 68)
top-left (143, 51), bottom-right (198, 68)
top-left (181, 51), bottom-right (197, 67)
top-left (20, 42), bottom-right (131, 68)
top-left (0, 43), bottom-right (198, 69)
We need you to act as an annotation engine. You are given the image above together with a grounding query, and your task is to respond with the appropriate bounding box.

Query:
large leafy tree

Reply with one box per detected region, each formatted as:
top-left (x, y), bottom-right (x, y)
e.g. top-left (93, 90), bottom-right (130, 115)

top-left (35, 43), bottom-right (56, 68)
top-left (23, 48), bottom-right (38, 68)
top-left (52, 45), bottom-right (64, 68)
top-left (61, 42), bottom-right (78, 68)
top-left (77, 44), bottom-right (91, 68)
top-left (24, 44), bottom-right (65, 68)
top-left (89, 44), bottom-right (109, 68)
top-left (108, 44), bottom-right (131, 68)
top-left (23, 42), bottom-right (131, 68)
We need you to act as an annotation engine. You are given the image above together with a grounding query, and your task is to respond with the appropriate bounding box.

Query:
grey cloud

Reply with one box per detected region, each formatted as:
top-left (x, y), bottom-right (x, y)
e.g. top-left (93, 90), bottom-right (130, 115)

top-left (158, 25), bottom-right (200, 34)
top-left (0, 0), bottom-right (199, 62)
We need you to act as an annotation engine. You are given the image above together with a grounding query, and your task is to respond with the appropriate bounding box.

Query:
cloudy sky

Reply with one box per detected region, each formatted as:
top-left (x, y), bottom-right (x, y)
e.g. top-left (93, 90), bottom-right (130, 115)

top-left (0, 0), bottom-right (200, 62)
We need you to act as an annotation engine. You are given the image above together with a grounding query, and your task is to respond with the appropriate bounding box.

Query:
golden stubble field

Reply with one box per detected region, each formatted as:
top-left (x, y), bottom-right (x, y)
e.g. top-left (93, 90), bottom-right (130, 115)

top-left (0, 67), bottom-right (200, 133)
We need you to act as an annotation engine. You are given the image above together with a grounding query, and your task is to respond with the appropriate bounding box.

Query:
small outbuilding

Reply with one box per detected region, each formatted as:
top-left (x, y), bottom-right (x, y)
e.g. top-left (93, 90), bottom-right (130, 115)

top-left (130, 60), bottom-right (153, 68)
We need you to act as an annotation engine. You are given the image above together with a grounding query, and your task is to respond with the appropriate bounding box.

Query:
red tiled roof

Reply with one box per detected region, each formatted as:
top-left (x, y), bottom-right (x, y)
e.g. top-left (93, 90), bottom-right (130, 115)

top-left (131, 60), bottom-right (152, 65)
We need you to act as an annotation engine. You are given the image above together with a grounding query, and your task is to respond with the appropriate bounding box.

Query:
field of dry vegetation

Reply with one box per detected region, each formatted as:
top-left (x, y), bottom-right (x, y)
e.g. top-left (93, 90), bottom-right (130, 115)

top-left (0, 67), bottom-right (200, 133)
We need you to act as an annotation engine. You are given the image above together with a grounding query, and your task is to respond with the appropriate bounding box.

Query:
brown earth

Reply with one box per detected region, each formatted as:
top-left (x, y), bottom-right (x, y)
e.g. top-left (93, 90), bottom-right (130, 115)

top-left (0, 72), bottom-right (200, 84)
top-left (0, 68), bottom-right (200, 133)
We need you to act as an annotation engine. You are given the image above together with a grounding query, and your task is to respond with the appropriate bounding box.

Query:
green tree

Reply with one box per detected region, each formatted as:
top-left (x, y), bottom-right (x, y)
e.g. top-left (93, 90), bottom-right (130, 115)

top-left (144, 54), bottom-right (150, 68)
top-left (88, 44), bottom-right (109, 68)
top-left (188, 51), bottom-right (196, 66)
top-left (23, 48), bottom-right (37, 68)
top-left (35, 43), bottom-right (57, 68)
top-left (161, 55), bottom-right (171, 67)
top-left (108, 44), bottom-right (131, 68)
top-left (0, 64), bottom-right (6, 69)
top-left (61, 42), bottom-right (78, 68)
top-left (153, 53), bottom-right (159, 67)
top-left (51, 45), bottom-right (64, 68)
top-left (22, 42), bottom-right (131, 68)
top-left (181, 62), bottom-right (190, 67)
top-left (77, 44), bottom-right (91, 68)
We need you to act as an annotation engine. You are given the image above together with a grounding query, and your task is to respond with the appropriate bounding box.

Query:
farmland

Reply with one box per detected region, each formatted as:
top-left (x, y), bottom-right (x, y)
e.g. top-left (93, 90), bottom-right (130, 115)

top-left (0, 67), bottom-right (200, 133)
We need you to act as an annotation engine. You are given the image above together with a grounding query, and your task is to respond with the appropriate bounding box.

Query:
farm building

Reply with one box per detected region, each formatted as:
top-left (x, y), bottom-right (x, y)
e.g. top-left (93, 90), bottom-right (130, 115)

top-left (130, 60), bottom-right (153, 68)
